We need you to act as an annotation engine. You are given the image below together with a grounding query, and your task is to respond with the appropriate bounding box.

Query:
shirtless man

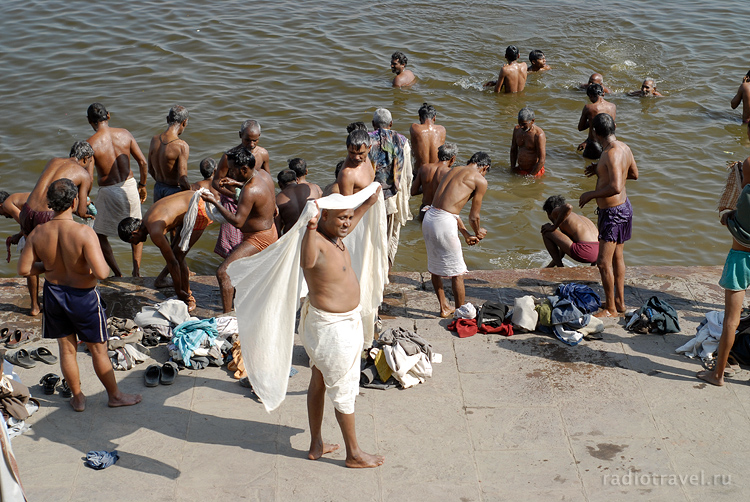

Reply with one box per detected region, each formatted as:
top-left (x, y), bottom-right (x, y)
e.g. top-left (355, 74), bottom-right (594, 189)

top-left (86, 103), bottom-right (148, 277)
top-left (577, 84), bottom-right (616, 158)
top-left (731, 70), bottom-right (750, 124)
top-left (301, 186), bottom-right (385, 468)
top-left (390, 51), bottom-right (416, 88)
top-left (510, 107), bottom-right (546, 177)
top-left (288, 158), bottom-right (322, 199)
top-left (628, 79), bottom-right (663, 97)
top-left (202, 147), bottom-right (278, 313)
top-left (148, 105), bottom-right (190, 202)
top-left (276, 169), bottom-right (317, 234)
top-left (331, 130), bottom-right (375, 195)
top-left (485, 45), bottom-right (528, 93)
top-left (579, 113), bottom-right (638, 318)
top-left (528, 50), bottom-right (551, 72)
top-left (191, 157), bottom-right (219, 194)
top-left (541, 195), bottom-right (599, 267)
top-left (411, 143), bottom-right (458, 220)
top-left (410, 103), bottom-right (446, 170)
top-left (19, 178), bottom-right (141, 412)
top-left (423, 156), bottom-right (490, 317)
top-left (21, 142), bottom-right (95, 315)
top-left (1, 191), bottom-right (29, 250)
top-left (580, 73), bottom-right (612, 94)
top-left (118, 189), bottom-right (213, 311)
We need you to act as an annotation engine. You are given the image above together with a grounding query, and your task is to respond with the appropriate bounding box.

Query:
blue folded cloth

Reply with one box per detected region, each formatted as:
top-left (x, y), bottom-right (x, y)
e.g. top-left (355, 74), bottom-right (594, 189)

top-left (85, 450), bottom-right (119, 470)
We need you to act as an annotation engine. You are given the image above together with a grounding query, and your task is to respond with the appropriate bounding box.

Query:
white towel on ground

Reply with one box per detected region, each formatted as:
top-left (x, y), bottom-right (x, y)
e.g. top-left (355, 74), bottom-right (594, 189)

top-left (422, 206), bottom-right (467, 277)
top-left (675, 310), bottom-right (724, 359)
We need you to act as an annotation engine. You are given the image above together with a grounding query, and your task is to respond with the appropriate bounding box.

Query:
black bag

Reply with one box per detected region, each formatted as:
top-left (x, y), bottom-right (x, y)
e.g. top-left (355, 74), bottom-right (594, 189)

top-left (476, 302), bottom-right (511, 329)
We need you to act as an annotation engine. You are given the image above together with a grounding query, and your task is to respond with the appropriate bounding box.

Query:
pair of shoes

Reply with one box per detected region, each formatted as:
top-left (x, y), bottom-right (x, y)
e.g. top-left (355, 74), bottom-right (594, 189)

top-left (5, 330), bottom-right (32, 348)
top-left (5, 349), bottom-right (36, 369)
top-left (39, 373), bottom-right (61, 395)
top-left (30, 347), bottom-right (58, 365)
top-left (0, 328), bottom-right (11, 344)
top-left (58, 379), bottom-right (73, 398)
top-left (144, 361), bottom-right (179, 387)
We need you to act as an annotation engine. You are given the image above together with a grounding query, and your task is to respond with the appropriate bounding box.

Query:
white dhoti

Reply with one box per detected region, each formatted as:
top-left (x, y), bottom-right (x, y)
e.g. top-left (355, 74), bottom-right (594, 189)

top-left (93, 177), bottom-right (142, 237)
top-left (300, 301), bottom-right (363, 415)
top-left (422, 207), bottom-right (467, 277)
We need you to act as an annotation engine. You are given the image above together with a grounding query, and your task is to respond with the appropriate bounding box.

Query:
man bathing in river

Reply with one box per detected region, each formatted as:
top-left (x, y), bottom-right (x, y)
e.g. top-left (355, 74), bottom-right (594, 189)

top-left (628, 79), bottom-right (663, 97)
top-left (541, 195), bottom-right (599, 267)
top-left (579, 113), bottom-right (638, 318)
top-left (510, 107), bottom-right (546, 177)
top-left (528, 50), bottom-right (550, 72)
top-left (410, 102), bottom-right (446, 170)
top-left (485, 45), bottom-right (528, 93)
top-left (390, 51), bottom-right (416, 88)
top-left (148, 105), bottom-right (190, 202)
top-left (300, 186), bottom-right (384, 468)
top-left (412, 142), bottom-right (458, 221)
top-left (19, 179), bottom-right (141, 412)
top-left (580, 73), bottom-right (612, 94)
top-left (731, 70), bottom-right (750, 124)
top-left (578, 84), bottom-right (616, 159)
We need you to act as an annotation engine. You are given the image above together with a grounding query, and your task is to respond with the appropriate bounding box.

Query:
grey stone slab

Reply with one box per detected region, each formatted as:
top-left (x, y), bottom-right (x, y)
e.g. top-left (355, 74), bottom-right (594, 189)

top-left (560, 399), bottom-right (660, 439)
top-left (461, 371), bottom-right (557, 408)
top-left (466, 406), bottom-right (567, 451)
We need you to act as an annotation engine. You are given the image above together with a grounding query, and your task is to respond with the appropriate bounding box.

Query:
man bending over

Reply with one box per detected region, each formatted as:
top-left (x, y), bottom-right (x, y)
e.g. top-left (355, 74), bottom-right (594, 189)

top-left (541, 195), bottom-right (599, 267)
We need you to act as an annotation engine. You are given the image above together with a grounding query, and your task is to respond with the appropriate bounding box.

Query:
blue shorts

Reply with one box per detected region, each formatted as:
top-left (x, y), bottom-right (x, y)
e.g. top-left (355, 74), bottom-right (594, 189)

top-left (719, 249), bottom-right (750, 291)
top-left (42, 282), bottom-right (108, 343)
top-left (597, 198), bottom-right (633, 244)
top-left (153, 181), bottom-right (183, 203)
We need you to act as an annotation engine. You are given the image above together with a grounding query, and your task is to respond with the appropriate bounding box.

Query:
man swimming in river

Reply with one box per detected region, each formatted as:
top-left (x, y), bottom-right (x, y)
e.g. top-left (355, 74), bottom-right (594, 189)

top-left (731, 70), bottom-right (750, 124)
top-left (485, 45), bottom-right (528, 93)
top-left (510, 107), bottom-right (546, 177)
top-left (528, 50), bottom-right (550, 72)
top-left (577, 84), bottom-right (616, 159)
top-left (410, 103), bottom-right (446, 170)
top-left (627, 79), bottom-right (663, 97)
top-left (390, 51), bottom-right (416, 88)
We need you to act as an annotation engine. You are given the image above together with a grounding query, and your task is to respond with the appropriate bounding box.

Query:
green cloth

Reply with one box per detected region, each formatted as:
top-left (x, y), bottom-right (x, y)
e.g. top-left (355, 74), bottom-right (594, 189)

top-left (536, 300), bottom-right (552, 327)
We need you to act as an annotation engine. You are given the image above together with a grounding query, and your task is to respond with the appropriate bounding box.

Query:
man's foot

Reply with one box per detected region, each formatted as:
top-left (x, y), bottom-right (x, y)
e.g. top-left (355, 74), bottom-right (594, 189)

top-left (345, 451), bottom-right (385, 468)
top-left (154, 276), bottom-right (173, 288)
top-left (70, 393), bottom-right (86, 412)
top-left (29, 305), bottom-right (41, 316)
top-left (185, 295), bottom-right (197, 312)
top-left (696, 370), bottom-right (724, 387)
top-left (440, 309), bottom-right (455, 318)
top-left (594, 309), bottom-right (618, 318)
top-left (308, 441), bottom-right (340, 460)
top-left (132, 270), bottom-right (141, 278)
top-left (108, 393), bottom-right (142, 408)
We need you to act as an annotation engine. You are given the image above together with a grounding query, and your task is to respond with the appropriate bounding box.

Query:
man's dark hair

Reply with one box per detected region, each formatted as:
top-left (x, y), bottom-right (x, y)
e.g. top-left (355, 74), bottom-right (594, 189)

top-left (505, 45), bottom-right (519, 61)
top-left (543, 195), bottom-right (566, 214)
top-left (391, 51), bottom-right (408, 66)
top-left (288, 158), bottom-right (307, 177)
top-left (0, 191), bottom-right (9, 205)
top-left (199, 157), bottom-right (217, 180)
top-left (437, 142), bottom-right (458, 161)
top-left (334, 160), bottom-right (345, 179)
top-left (346, 129), bottom-right (371, 149)
top-left (529, 50), bottom-right (544, 63)
top-left (592, 113), bottom-right (616, 137)
top-left (277, 169), bottom-right (297, 186)
top-left (167, 105), bottom-right (189, 125)
top-left (118, 217), bottom-right (142, 243)
top-left (226, 146), bottom-right (256, 170)
top-left (586, 83), bottom-right (604, 98)
top-left (87, 102), bottom-right (108, 124)
top-left (418, 103), bottom-right (437, 123)
top-left (582, 140), bottom-right (603, 159)
top-left (47, 178), bottom-right (78, 212)
top-left (346, 122), bottom-right (367, 134)
top-left (468, 151), bottom-right (491, 169)
top-left (746, 69), bottom-right (750, 78)
top-left (70, 141), bottom-right (94, 160)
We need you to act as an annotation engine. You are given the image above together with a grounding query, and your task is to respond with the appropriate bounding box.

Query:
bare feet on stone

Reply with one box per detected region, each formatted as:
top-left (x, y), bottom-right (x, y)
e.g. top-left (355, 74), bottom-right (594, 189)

top-left (696, 370), bottom-right (724, 387)
top-left (594, 309), bottom-right (618, 318)
top-left (70, 394), bottom-right (86, 412)
top-left (345, 451), bottom-right (385, 468)
top-left (108, 392), bottom-right (142, 408)
top-left (308, 441), bottom-right (340, 460)
top-left (439, 307), bottom-right (455, 318)
top-left (29, 306), bottom-right (41, 316)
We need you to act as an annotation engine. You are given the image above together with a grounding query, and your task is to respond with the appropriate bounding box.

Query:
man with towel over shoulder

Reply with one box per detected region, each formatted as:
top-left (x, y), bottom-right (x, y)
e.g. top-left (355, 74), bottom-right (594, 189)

top-left (422, 152), bottom-right (491, 318)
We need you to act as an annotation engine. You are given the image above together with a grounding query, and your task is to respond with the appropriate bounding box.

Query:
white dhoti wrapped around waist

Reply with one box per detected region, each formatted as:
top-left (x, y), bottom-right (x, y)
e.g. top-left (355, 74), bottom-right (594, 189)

top-left (93, 177), bottom-right (142, 237)
top-left (300, 300), bottom-right (363, 415)
top-left (422, 207), bottom-right (467, 277)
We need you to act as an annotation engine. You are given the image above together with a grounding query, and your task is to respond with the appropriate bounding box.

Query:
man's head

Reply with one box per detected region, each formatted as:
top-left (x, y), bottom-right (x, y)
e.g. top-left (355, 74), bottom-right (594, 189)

top-left (47, 178), bottom-right (78, 213)
top-left (505, 45), bottom-right (519, 62)
top-left (542, 195), bottom-right (566, 216)
top-left (588, 73), bottom-right (604, 86)
top-left (346, 122), bottom-right (367, 134)
top-left (437, 142), bottom-right (458, 163)
top-left (86, 103), bottom-right (109, 125)
top-left (372, 108), bottom-right (393, 130)
top-left (518, 107), bottom-right (535, 130)
top-left (418, 103), bottom-right (437, 123)
top-left (529, 50), bottom-right (546, 66)
top-left (587, 83), bottom-right (604, 100)
top-left (640, 79), bottom-right (656, 95)
top-left (69, 140), bottom-right (94, 167)
top-left (468, 151), bottom-right (492, 173)
top-left (226, 146), bottom-right (256, 181)
top-left (391, 51), bottom-right (408, 74)
top-left (199, 157), bottom-right (217, 180)
top-left (239, 120), bottom-right (261, 150)
top-left (288, 158), bottom-right (307, 178)
top-left (167, 105), bottom-right (189, 129)
top-left (592, 113), bottom-right (616, 139)
top-left (345, 130), bottom-right (371, 164)
top-left (321, 207), bottom-right (356, 239)
top-left (118, 217), bottom-right (147, 244)
top-left (277, 169), bottom-right (298, 189)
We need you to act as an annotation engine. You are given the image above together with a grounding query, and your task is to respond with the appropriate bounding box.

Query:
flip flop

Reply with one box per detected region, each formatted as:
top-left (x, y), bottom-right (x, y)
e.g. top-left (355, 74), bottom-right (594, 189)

top-left (5, 330), bottom-right (32, 349)
top-left (39, 373), bottom-right (61, 395)
top-left (144, 364), bottom-right (160, 387)
top-left (30, 347), bottom-right (58, 365)
top-left (58, 379), bottom-right (73, 398)
top-left (0, 328), bottom-right (10, 344)
top-left (5, 349), bottom-right (36, 369)
top-left (160, 361), bottom-right (178, 385)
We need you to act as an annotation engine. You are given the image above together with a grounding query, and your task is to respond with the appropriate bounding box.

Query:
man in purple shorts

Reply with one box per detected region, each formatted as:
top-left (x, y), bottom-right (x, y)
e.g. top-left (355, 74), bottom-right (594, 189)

top-left (18, 179), bottom-right (141, 412)
top-left (541, 195), bottom-right (599, 267)
top-left (579, 113), bottom-right (638, 317)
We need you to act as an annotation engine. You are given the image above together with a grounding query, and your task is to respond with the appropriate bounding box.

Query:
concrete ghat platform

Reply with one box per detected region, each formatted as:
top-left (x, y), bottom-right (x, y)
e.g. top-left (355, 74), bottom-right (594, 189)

top-left (2, 266), bottom-right (747, 501)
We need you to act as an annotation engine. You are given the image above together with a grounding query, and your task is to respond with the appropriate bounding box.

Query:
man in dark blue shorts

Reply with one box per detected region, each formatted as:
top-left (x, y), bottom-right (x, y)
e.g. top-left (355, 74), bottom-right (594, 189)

top-left (18, 178), bottom-right (141, 412)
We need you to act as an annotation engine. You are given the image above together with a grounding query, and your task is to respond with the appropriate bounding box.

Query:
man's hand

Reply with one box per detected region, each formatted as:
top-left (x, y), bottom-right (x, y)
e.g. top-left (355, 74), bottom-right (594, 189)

top-left (584, 163), bottom-right (598, 177)
top-left (484, 80), bottom-right (497, 87)
top-left (138, 186), bottom-right (147, 203)
top-left (465, 235), bottom-right (479, 246)
top-left (200, 192), bottom-right (219, 206)
top-left (219, 177), bottom-right (242, 188)
top-left (579, 192), bottom-right (593, 208)
top-left (476, 228), bottom-right (487, 240)
top-left (541, 223), bottom-right (556, 234)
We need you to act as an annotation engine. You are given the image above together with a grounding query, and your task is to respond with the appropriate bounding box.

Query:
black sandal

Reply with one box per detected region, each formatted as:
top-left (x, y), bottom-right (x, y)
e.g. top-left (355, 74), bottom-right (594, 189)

top-left (39, 373), bottom-right (61, 395)
top-left (58, 379), bottom-right (73, 398)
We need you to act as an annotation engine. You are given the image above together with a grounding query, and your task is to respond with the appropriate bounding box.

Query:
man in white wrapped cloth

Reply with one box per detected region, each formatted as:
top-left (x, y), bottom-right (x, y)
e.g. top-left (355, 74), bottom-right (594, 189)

top-left (300, 185), bottom-right (385, 468)
top-left (422, 152), bottom-right (491, 317)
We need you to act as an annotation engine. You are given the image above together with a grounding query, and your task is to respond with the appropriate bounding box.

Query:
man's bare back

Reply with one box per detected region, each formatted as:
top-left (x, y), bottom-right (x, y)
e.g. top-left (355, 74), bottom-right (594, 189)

top-left (410, 121), bottom-right (446, 169)
top-left (581, 139), bottom-right (638, 209)
top-left (412, 161), bottom-right (443, 207)
top-left (148, 106), bottom-right (190, 189)
top-left (276, 183), bottom-right (316, 234)
top-left (27, 157), bottom-right (92, 218)
top-left (731, 73), bottom-right (750, 124)
top-left (552, 206), bottom-right (598, 243)
top-left (494, 61), bottom-right (528, 93)
top-left (433, 165), bottom-right (488, 216)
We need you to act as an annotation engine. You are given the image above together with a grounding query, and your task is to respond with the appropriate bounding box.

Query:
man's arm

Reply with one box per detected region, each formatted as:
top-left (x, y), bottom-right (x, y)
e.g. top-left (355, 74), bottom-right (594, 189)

top-left (493, 69), bottom-right (506, 93)
top-left (577, 107), bottom-right (590, 132)
top-left (731, 81), bottom-right (748, 109)
top-left (202, 183), bottom-right (253, 228)
top-left (77, 177), bottom-right (92, 219)
top-left (130, 135), bottom-right (149, 202)
top-left (81, 227), bottom-right (111, 280)
top-left (468, 178), bottom-right (488, 239)
top-left (211, 155), bottom-right (235, 198)
top-left (177, 143), bottom-right (190, 191)
top-left (627, 156), bottom-right (639, 180)
top-left (151, 229), bottom-right (186, 298)
top-left (17, 234), bottom-right (43, 277)
top-left (336, 170), bottom-right (356, 196)
top-left (534, 130), bottom-right (546, 174)
top-left (260, 150), bottom-right (270, 173)
top-left (510, 130), bottom-right (519, 169)
top-left (411, 167), bottom-right (423, 196)
top-left (542, 204), bottom-right (572, 234)
top-left (147, 137), bottom-right (157, 179)
top-left (300, 210), bottom-right (321, 270)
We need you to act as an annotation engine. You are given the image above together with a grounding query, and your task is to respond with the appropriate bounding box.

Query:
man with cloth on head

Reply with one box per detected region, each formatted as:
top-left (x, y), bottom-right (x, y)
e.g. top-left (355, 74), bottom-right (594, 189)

top-left (86, 103), bottom-right (148, 277)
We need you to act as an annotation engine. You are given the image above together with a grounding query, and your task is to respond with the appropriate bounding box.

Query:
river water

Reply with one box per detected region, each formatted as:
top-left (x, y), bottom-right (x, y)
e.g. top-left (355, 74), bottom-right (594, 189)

top-left (1, 0), bottom-right (749, 278)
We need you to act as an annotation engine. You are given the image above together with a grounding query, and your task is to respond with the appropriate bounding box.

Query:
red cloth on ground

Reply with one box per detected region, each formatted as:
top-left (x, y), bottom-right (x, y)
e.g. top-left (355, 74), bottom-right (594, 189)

top-left (478, 323), bottom-right (514, 336)
top-left (447, 318), bottom-right (478, 338)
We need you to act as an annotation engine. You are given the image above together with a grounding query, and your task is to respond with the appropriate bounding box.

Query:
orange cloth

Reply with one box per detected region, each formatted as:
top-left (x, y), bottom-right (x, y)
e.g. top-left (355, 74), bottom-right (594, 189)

top-left (515, 165), bottom-right (545, 178)
top-left (244, 225), bottom-right (278, 252)
top-left (194, 198), bottom-right (212, 232)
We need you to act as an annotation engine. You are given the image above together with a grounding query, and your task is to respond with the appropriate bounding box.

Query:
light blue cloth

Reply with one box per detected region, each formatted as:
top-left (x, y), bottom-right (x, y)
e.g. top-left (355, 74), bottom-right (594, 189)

top-left (172, 318), bottom-right (219, 367)
top-left (85, 450), bottom-right (119, 470)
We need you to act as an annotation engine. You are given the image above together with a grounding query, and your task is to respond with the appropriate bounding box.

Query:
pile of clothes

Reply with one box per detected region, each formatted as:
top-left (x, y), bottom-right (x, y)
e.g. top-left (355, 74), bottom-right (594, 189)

top-left (361, 327), bottom-right (440, 389)
top-left (0, 365), bottom-right (39, 439)
top-left (106, 317), bottom-right (150, 371)
top-left (625, 296), bottom-right (680, 334)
